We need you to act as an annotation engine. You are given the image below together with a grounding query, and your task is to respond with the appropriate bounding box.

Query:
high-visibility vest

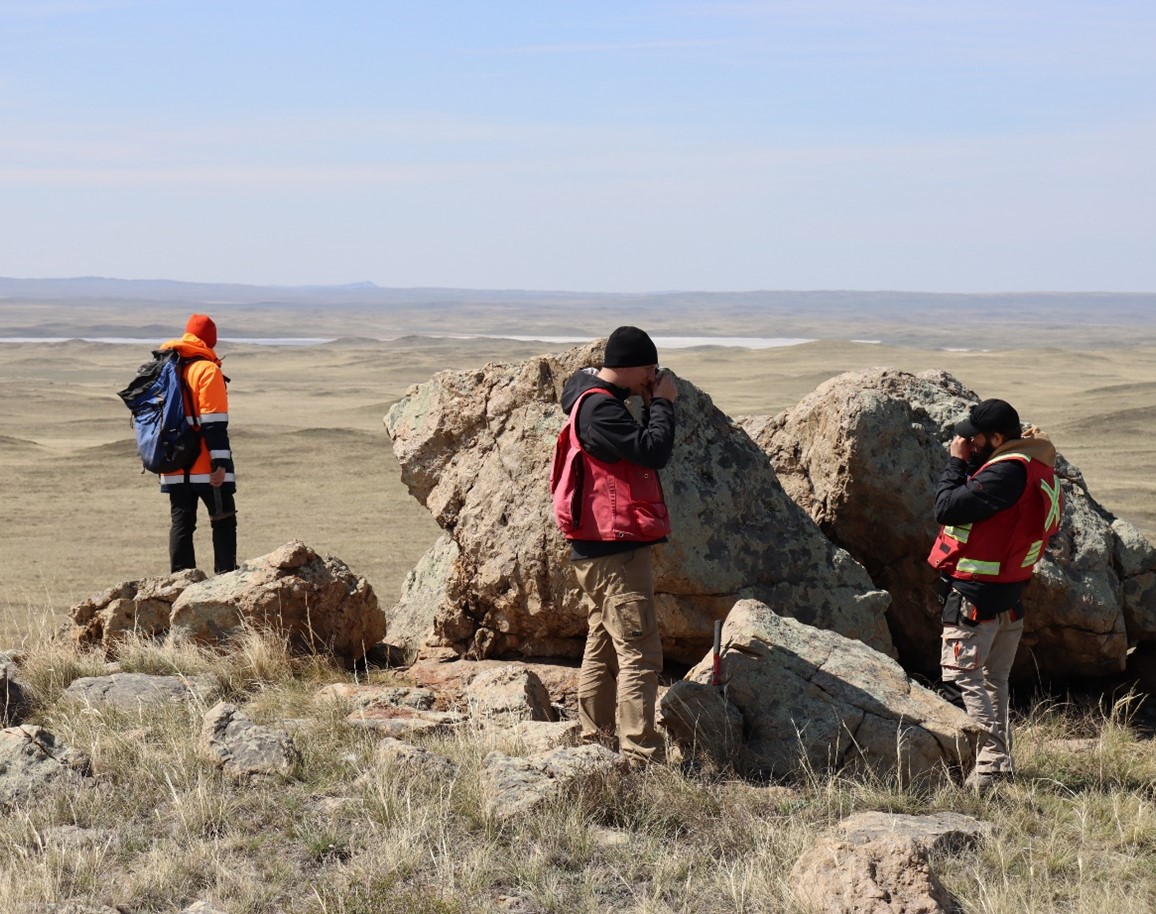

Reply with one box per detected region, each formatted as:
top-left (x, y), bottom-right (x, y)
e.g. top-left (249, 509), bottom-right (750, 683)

top-left (928, 451), bottom-right (1063, 583)
top-left (549, 387), bottom-right (672, 542)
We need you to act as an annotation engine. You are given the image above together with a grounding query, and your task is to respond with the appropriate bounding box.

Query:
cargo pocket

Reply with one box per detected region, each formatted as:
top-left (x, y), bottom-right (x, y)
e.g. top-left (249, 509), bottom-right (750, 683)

top-left (941, 626), bottom-right (980, 672)
top-left (604, 593), bottom-right (656, 643)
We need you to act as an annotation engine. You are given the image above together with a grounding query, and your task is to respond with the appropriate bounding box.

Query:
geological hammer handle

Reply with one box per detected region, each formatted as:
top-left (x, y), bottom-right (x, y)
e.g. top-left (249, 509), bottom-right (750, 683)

top-left (711, 619), bottom-right (723, 687)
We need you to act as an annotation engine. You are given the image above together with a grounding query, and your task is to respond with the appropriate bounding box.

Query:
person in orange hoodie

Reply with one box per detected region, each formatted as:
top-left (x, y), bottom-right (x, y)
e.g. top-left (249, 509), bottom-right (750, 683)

top-left (158, 314), bottom-right (237, 574)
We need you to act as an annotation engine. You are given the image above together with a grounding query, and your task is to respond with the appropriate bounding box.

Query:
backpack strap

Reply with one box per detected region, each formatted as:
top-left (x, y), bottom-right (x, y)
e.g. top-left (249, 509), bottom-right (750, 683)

top-left (177, 355), bottom-right (206, 485)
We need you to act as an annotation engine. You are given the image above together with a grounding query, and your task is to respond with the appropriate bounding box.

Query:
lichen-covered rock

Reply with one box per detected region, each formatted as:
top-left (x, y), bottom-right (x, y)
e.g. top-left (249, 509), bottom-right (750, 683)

top-left (200, 702), bottom-right (300, 781)
top-left (661, 600), bottom-right (981, 784)
top-left (0, 726), bottom-right (93, 807)
top-left (169, 541), bottom-right (384, 664)
top-left (384, 341), bottom-right (892, 665)
top-left (64, 672), bottom-right (216, 709)
top-left (742, 367), bottom-right (1156, 680)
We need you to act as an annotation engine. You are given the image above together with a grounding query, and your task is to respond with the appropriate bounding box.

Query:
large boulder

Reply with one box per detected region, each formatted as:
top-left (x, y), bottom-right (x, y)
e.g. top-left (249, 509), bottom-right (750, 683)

top-left (660, 600), bottom-right (982, 784)
top-left (169, 541), bottom-right (384, 663)
top-left (384, 341), bottom-right (892, 665)
top-left (741, 367), bottom-right (1156, 681)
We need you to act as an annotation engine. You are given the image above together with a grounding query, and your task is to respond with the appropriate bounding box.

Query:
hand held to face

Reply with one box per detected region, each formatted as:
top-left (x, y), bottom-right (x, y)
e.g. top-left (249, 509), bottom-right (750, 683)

top-left (652, 371), bottom-right (678, 402)
top-left (949, 435), bottom-right (970, 460)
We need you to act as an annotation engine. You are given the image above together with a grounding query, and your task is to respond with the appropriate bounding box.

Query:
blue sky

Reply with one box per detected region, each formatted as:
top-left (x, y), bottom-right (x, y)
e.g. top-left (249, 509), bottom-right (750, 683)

top-left (1, 1), bottom-right (1154, 292)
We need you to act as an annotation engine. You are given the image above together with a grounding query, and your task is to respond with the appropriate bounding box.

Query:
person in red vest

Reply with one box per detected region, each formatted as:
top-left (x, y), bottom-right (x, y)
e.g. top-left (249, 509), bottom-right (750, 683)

top-left (158, 313), bottom-right (238, 575)
top-left (928, 398), bottom-right (1062, 788)
top-left (554, 326), bottom-right (678, 764)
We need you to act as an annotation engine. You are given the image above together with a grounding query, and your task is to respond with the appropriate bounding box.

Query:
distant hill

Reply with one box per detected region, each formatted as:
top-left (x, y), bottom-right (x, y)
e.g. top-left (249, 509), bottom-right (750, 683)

top-left (1, 276), bottom-right (1152, 349)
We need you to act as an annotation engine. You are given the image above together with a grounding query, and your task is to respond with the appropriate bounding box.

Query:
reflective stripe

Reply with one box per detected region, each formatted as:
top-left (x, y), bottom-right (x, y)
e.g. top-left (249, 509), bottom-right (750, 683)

top-left (1021, 540), bottom-right (1043, 567)
top-left (1040, 477), bottom-right (1062, 531)
top-left (943, 524), bottom-right (972, 544)
top-left (209, 449), bottom-right (231, 459)
top-left (199, 413), bottom-right (229, 423)
top-left (987, 452), bottom-right (1031, 465)
top-left (956, 557), bottom-right (1001, 576)
top-left (159, 472), bottom-right (236, 484)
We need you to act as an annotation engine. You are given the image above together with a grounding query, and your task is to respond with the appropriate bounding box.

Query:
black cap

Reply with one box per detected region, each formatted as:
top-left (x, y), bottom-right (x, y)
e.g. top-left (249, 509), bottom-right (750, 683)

top-left (604, 326), bottom-right (658, 368)
top-left (955, 398), bottom-right (1021, 439)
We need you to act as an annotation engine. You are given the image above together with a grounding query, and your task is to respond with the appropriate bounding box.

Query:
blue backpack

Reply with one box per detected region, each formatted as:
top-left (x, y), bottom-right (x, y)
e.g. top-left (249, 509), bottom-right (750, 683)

top-left (117, 350), bottom-right (203, 474)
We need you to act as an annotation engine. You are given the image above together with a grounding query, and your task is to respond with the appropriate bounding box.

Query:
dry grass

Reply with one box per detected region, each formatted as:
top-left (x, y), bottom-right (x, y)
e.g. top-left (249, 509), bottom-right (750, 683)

top-left (4, 630), bottom-right (1156, 913)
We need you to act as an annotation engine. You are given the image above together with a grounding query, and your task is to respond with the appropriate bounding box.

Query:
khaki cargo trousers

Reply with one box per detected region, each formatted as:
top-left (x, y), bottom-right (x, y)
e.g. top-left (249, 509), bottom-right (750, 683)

top-left (941, 599), bottom-right (1024, 776)
top-left (572, 546), bottom-right (664, 764)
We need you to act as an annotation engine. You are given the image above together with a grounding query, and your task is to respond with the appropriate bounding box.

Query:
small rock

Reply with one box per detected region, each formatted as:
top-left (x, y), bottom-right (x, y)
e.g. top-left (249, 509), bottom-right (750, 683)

top-left (0, 726), bottom-right (93, 807)
top-left (200, 702), bottom-right (300, 781)
top-left (835, 811), bottom-right (992, 854)
top-left (317, 683), bottom-right (437, 711)
top-left (511, 720), bottom-right (582, 754)
top-left (64, 672), bottom-right (215, 709)
top-left (479, 743), bottom-right (627, 820)
top-left (465, 666), bottom-right (555, 724)
top-left (375, 737), bottom-right (458, 778)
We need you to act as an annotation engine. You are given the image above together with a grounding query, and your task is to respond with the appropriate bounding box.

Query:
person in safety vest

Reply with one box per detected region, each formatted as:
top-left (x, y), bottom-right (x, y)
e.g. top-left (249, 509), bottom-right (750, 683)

top-left (159, 314), bottom-right (238, 575)
top-left (928, 398), bottom-right (1062, 788)
top-left (554, 326), bottom-right (677, 765)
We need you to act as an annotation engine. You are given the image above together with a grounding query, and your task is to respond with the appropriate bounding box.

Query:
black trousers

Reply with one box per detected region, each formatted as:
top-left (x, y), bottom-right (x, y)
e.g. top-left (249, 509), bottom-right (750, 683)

top-left (168, 485), bottom-right (238, 575)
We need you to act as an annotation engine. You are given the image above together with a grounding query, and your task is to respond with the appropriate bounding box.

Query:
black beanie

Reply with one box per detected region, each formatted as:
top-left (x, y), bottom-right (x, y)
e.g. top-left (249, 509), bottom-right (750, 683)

top-left (604, 326), bottom-right (658, 368)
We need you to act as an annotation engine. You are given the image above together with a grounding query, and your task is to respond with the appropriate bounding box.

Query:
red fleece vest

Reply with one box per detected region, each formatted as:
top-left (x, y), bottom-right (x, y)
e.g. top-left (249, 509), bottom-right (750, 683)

top-left (550, 387), bottom-right (672, 542)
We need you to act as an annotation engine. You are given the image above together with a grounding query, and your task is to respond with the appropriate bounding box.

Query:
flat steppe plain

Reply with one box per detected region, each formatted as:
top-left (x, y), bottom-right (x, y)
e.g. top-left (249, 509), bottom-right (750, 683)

top-left (3, 334), bottom-right (1155, 644)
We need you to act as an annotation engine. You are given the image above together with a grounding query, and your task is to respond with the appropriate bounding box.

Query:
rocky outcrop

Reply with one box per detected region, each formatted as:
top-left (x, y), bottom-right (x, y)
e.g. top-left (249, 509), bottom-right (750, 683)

top-left (169, 541), bottom-right (384, 664)
top-left (660, 600), bottom-right (981, 783)
top-left (68, 543), bottom-right (385, 665)
top-left (741, 367), bottom-right (1156, 680)
top-left (384, 340), bottom-right (892, 665)
top-left (70, 569), bottom-right (205, 654)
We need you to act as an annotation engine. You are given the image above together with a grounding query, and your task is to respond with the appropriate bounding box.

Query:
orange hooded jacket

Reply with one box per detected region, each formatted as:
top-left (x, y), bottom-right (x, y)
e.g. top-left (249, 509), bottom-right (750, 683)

top-left (156, 333), bottom-right (234, 491)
